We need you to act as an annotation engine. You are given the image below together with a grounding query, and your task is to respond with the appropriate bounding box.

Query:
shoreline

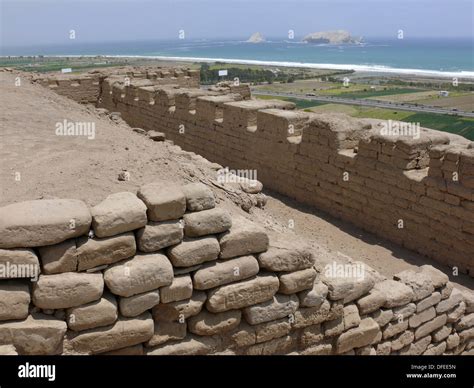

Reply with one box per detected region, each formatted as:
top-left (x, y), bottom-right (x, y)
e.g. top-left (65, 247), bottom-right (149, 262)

top-left (2, 54), bottom-right (474, 79)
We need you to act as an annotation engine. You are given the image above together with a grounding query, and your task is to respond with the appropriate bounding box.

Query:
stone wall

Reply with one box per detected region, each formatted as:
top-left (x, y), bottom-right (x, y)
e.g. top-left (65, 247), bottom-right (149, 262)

top-left (90, 75), bottom-right (474, 277)
top-left (0, 182), bottom-right (473, 355)
top-left (34, 66), bottom-right (200, 104)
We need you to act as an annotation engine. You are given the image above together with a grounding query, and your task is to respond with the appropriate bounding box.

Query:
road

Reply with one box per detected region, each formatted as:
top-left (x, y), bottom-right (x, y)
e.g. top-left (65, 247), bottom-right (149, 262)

top-left (252, 90), bottom-right (474, 118)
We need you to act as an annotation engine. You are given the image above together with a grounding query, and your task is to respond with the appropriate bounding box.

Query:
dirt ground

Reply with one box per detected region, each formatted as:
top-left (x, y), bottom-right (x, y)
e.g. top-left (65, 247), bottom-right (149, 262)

top-left (0, 70), bottom-right (472, 292)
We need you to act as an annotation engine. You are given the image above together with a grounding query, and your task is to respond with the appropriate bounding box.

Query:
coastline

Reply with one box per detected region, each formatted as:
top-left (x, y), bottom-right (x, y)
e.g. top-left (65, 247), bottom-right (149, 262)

top-left (3, 54), bottom-right (474, 79)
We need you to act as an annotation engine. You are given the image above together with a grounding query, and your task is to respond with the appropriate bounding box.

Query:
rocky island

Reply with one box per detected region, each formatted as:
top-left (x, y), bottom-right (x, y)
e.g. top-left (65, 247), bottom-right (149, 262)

top-left (302, 30), bottom-right (362, 44)
top-left (246, 32), bottom-right (265, 43)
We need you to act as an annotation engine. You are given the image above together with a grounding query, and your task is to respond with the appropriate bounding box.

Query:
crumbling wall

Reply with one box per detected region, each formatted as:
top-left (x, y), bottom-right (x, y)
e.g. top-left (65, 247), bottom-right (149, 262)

top-left (95, 76), bottom-right (474, 276)
top-left (34, 66), bottom-right (200, 104)
top-left (1, 182), bottom-right (472, 355)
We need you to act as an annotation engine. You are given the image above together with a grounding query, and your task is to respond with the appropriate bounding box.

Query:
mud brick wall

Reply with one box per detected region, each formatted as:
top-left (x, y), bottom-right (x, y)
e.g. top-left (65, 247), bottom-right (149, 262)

top-left (1, 181), bottom-right (472, 355)
top-left (95, 76), bottom-right (474, 276)
top-left (35, 67), bottom-right (200, 104)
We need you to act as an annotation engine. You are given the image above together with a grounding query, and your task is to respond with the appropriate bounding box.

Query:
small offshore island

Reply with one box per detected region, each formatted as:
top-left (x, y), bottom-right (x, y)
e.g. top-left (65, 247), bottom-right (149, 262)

top-left (302, 30), bottom-right (363, 44)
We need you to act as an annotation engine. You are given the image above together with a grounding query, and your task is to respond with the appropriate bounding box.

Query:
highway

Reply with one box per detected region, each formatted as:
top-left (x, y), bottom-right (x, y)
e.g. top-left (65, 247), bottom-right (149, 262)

top-left (251, 90), bottom-right (474, 118)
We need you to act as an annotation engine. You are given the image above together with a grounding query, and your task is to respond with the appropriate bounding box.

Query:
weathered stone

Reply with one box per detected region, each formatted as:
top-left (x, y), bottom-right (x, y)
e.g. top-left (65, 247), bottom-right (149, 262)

top-left (76, 232), bottom-right (136, 271)
top-left (321, 269), bottom-right (375, 304)
top-left (455, 313), bottom-right (474, 331)
top-left (206, 274), bottom-right (279, 313)
top-left (0, 344), bottom-right (17, 355)
top-left (300, 324), bottom-right (323, 347)
top-left (293, 300), bottom-right (338, 328)
top-left (38, 240), bottom-right (77, 274)
top-left (415, 314), bottom-right (447, 340)
top-left (298, 281), bottom-right (328, 308)
top-left (0, 314), bottom-right (67, 355)
top-left (243, 294), bottom-right (299, 325)
top-left (0, 199), bottom-right (91, 248)
top-left (409, 307), bottom-right (436, 328)
top-left (182, 183), bottom-right (215, 212)
top-left (355, 345), bottom-right (376, 355)
top-left (463, 291), bottom-right (474, 313)
top-left (67, 293), bottom-right (118, 331)
top-left (336, 318), bottom-right (381, 353)
top-left (229, 322), bottom-right (257, 347)
top-left (245, 335), bottom-right (294, 355)
top-left (459, 327), bottom-right (474, 342)
top-left (278, 268), bottom-right (317, 294)
top-left (136, 221), bottom-right (183, 252)
top-left (68, 313), bottom-right (154, 354)
top-left (436, 288), bottom-right (463, 314)
top-left (301, 342), bottom-right (333, 355)
top-left (0, 281), bottom-right (30, 321)
top-left (102, 344), bottom-right (144, 355)
top-left (432, 325), bottom-right (452, 342)
top-left (420, 265), bottom-right (449, 288)
top-left (373, 280), bottom-right (414, 308)
top-left (152, 291), bottom-right (206, 322)
top-left (424, 342), bottom-right (446, 355)
top-left (343, 304), bottom-right (361, 330)
top-left (447, 301), bottom-right (466, 323)
top-left (167, 237), bottom-right (220, 267)
top-left (258, 234), bottom-right (314, 272)
top-left (372, 309), bottom-right (394, 327)
top-left (446, 333), bottom-right (460, 349)
top-left (399, 336), bottom-right (431, 355)
top-left (193, 256), bottom-right (259, 290)
top-left (160, 275), bottom-right (193, 303)
top-left (104, 253), bottom-right (173, 297)
top-left (383, 320), bottom-right (409, 339)
top-left (357, 290), bottom-right (386, 315)
top-left (183, 208), bottom-right (232, 237)
top-left (218, 217), bottom-right (269, 259)
top-left (188, 309), bottom-right (241, 336)
top-left (391, 331), bottom-right (414, 351)
top-left (440, 282), bottom-right (453, 299)
top-left (91, 192), bottom-right (147, 238)
top-left (392, 303), bottom-right (416, 321)
top-left (119, 290), bottom-right (160, 318)
top-left (146, 321), bottom-right (187, 347)
top-left (0, 248), bottom-right (40, 278)
top-left (33, 272), bottom-right (103, 309)
top-left (146, 335), bottom-right (219, 355)
top-left (394, 270), bottom-right (434, 301)
top-left (323, 317), bottom-right (344, 337)
top-left (255, 319), bottom-right (291, 343)
top-left (148, 130), bottom-right (165, 141)
top-left (376, 341), bottom-right (391, 355)
top-left (416, 292), bottom-right (441, 313)
top-left (137, 182), bottom-right (186, 221)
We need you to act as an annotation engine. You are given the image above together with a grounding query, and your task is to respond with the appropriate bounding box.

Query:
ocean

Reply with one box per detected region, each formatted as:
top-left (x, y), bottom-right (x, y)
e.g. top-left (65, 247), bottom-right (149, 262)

top-left (2, 37), bottom-right (473, 78)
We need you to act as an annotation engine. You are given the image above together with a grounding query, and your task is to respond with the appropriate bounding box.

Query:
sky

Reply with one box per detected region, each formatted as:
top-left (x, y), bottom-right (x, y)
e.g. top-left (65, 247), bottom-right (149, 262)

top-left (1, 0), bottom-right (473, 48)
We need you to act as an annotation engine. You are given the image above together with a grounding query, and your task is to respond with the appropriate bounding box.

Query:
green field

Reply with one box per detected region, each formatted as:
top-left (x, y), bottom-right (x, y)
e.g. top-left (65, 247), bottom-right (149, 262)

top-left (256, 95), bottom-right (474, 140)
top-left (335, 88), bottom-right (425, 99)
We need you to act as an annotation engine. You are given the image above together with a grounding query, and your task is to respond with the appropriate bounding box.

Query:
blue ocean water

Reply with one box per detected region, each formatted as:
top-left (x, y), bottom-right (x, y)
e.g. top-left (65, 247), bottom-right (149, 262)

top-left (2, 37), bottom-right (473, 77)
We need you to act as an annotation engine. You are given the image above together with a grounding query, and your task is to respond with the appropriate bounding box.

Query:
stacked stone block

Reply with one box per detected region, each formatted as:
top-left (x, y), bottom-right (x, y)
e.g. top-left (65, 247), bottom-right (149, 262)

top-left (0, 181), bottom-right (472, 355)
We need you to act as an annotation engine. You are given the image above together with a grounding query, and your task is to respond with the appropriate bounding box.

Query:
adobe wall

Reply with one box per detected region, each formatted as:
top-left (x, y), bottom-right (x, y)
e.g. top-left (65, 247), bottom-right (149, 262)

top-left (94, 75), bottom-right (474, 277)
top-left (1, 182), bottom-right (473, 355)
top-left (34, 66), bottom-right (201, 104)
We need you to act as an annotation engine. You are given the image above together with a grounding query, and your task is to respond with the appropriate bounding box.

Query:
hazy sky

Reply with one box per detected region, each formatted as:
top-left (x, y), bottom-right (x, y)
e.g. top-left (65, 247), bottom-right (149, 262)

top-left (1, 0), bottom-right (473, 47)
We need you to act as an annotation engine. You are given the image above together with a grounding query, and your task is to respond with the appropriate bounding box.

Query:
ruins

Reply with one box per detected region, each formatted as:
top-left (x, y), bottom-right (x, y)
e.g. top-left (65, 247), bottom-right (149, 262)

top-left (0, 66), bottom-right (472, 356)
